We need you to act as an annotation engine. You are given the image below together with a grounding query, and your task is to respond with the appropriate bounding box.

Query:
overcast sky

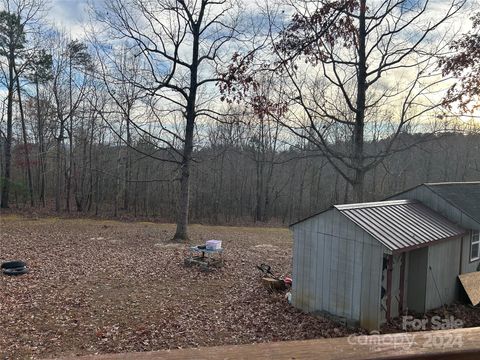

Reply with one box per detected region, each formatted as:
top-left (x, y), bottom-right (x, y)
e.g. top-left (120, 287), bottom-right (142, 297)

top-left (47, 0), bottom-right (96, 37)
top-left (50, 0), bottom-right (89, 23)
top-left (46, 0), bottom-right (477, 35)
top-left (4, 0), bottom-right (479, 120)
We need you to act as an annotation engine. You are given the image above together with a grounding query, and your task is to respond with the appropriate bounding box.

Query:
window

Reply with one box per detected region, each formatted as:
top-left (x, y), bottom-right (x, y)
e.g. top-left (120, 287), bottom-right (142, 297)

top-left (471, 230), bottom-right (480, 262)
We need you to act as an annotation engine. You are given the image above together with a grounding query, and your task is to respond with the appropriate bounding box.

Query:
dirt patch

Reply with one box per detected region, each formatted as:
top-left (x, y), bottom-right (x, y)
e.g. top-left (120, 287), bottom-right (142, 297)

top-left (0, 215), bottom-right (357, 359)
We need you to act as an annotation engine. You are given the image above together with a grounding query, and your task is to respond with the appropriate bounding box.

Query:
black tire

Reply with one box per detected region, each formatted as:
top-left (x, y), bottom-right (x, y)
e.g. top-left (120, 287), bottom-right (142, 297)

top-left (3, 267), bottom-right (29, 276)
top-left (1, 261), bottom-right (27, 269)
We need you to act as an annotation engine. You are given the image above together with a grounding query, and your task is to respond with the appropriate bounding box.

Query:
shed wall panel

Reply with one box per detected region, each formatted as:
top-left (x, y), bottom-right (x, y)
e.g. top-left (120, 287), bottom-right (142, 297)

top-left (323, 233), bottom-right (332, 312)
top-left (292, 209), bottom-right (385, 330)
top-left (425, 237), bottom-right (462, 310)
top-left (292, 227), bottom-right (308, 310)
top-left (352, 236), bottom-right (363, 321)
top-left (303, 229), bottom-right (314, 311)
top-left (311, 219), bottom-right (320, 312)
top-left (292, 228), bottom-right (299, 303)
top-left (360, 240), bottom-right (384, 330)
top-left (314, 235), bottom-right (326, 311)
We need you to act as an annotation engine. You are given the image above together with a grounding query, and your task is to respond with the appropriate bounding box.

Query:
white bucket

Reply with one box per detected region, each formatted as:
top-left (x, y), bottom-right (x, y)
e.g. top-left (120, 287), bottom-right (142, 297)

top-left (206, 240), bottom-right (222, 250)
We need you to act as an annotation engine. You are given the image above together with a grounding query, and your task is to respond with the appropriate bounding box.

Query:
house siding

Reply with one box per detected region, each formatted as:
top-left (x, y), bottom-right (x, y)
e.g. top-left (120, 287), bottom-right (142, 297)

top-left (390, 185), bottom-right (480, 274)
top-left (461, 232), bottom-right (480, 273)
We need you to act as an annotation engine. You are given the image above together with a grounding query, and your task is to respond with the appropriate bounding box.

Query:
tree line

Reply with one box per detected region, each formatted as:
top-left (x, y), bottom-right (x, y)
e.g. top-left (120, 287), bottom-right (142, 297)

top-left (0, 0), bottom-right (479, 238)
top-left (3, 118), bottom-right (479, 224)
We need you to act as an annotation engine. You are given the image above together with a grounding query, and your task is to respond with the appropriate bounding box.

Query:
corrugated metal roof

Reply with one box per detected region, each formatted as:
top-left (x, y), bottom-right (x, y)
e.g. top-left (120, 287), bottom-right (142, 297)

top-left (335, 200), bottom-right (466, 252)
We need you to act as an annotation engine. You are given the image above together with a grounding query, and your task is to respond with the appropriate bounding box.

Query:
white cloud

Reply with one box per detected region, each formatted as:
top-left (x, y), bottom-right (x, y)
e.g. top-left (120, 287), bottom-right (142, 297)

top-left (47, 0), bottom-right (98, 38)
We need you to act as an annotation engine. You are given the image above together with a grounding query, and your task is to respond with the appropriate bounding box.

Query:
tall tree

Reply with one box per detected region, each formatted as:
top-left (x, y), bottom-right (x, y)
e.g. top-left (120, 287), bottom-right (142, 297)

top-left (223, 0), bottom-right (466, 202)
top-left (97, 0), bottom-right (241, 240)
top-left (50, 35), bottom-right (91, 212)
top-left (27, 48), bottom-right (52, 206)
top-left (0, 0), bottom-right (45, 208)
top-left (0, 10), bottom-right (25, 208)
top-left (93, 45), bottom-right (145, 212)
top-left (14, 63), bottom-right (34, 206)
top-left (65, 40), bottom-right (92, 212)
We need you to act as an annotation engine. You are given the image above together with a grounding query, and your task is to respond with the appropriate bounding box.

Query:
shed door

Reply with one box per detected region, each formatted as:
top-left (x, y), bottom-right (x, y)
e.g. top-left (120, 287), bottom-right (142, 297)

top-left (407, 247), bottom-right (428, 313)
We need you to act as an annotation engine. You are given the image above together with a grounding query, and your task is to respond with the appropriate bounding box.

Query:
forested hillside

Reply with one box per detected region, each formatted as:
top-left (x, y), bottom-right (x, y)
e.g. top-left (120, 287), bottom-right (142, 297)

top-left (2, 125), bottom-right (479, 224)
top-left (1, 0), bottom-right (479, 230)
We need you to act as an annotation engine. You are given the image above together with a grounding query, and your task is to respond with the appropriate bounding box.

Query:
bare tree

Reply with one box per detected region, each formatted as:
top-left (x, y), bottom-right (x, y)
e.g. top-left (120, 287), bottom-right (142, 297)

top-left (14, 63), bottom-right (34, 205)
top-left (27, 48), bottom-right (52, 206)
top-left (224, 0), bottom-right (466, 202)
top-left (92, 44), bottom-right (146, 212)
top-left (49, 33), bottom-right (92, 212)
top-left (96, 0), bottom-right (242, 240)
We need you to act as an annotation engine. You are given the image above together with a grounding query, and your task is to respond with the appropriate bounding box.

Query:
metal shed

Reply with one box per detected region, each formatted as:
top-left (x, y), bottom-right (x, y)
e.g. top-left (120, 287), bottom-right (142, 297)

top-left (290, 198), bottom-right (470, 331)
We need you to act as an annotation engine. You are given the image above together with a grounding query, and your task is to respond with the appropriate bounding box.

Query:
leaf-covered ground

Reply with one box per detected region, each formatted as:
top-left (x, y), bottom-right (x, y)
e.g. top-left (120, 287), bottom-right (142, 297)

top-left (0, 215), bottom-right (359, 359)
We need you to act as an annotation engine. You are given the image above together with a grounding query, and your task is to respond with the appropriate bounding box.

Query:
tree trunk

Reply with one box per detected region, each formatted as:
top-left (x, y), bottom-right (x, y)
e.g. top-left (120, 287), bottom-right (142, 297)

top-left (16, 72), bottom-right (34, 207)
top-left (173, 120), bottom-right (194, 241)
top-left (75, 121), bottom-right (88, 212)
top-left (134, 163), bottom-right (139, 217)
top-left (65, 60), bottom-right (73, 212)
top-left (255, 154), bottom-right (264, 222)
top-left (36, 79), bottom-right (46, 207)
top-left (173, 23), bottom-right (201, 241)
top-left (1, 47), bottom-right (15, 209)
top-left (55, 137), bottom-right (62, 212)
top-left (352, 0), bottom-right (367, 203)
top-left (124, 116), bottom-right (131, 210)
top-left (114, 135), bottom-right (122, 217)
top-left (297, 160), bottom-right (306, 219)
top-left (213, 150), bottom-right (225, 222)
top-left (87, 113), bottom-right (95, 212)
top-left (55, 118), bottom-right (65, 212)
